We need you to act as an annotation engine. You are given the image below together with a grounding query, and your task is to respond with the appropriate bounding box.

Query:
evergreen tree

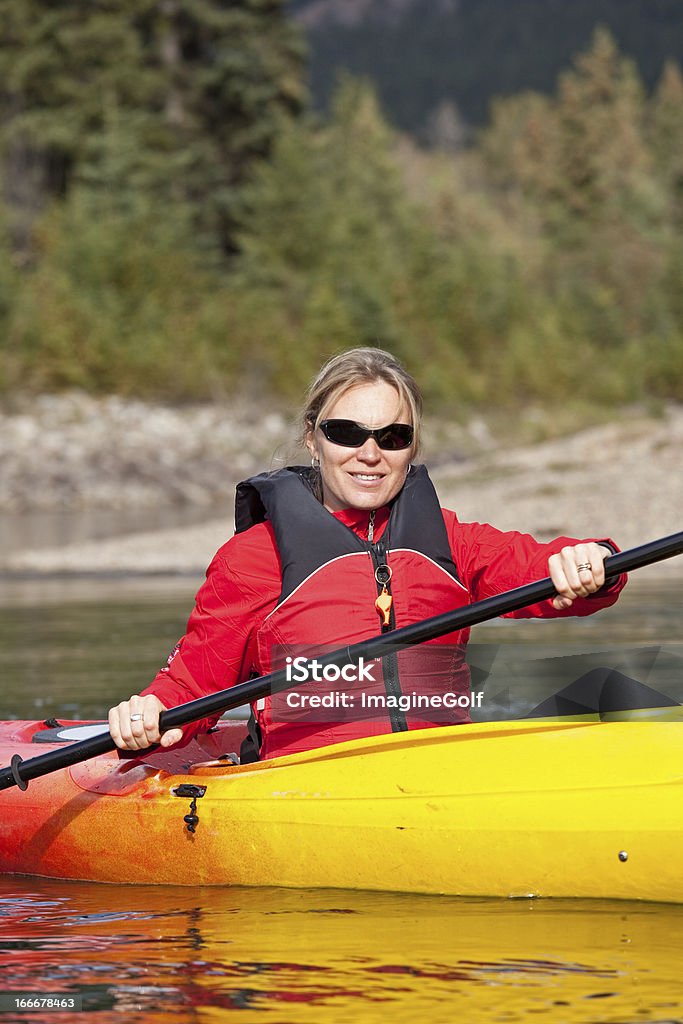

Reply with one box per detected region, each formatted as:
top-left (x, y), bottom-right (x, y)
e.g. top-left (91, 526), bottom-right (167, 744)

top-left (232, 77), bottom-right (420, 388)
top-left (650, 60), bottom-right (683, 211)
top-left (0, 0), bottom-right (307, 252)
top-left (131, 0), bottom-right (308, 249)
top-left (472, 28), bottom-right (683, 399)
top-left (231, 77), bottom-right (533, 404)
top-left (0, 1), bottom-right (148, 247)
top-left (553, 27), bottom-right (655, 227)
top-left (482, 29), bottom-right (657, 233)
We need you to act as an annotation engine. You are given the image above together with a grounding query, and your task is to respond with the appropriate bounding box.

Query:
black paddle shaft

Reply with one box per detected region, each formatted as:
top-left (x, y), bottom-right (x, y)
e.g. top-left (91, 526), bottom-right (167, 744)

top-left (1, 529), bottom-right (682, 792)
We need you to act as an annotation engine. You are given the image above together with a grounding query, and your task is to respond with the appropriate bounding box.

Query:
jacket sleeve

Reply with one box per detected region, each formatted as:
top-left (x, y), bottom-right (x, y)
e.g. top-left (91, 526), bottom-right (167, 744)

top-left (139, 523), bottom-right (281, 745)
top-left (443, 511), bottom-right (626, 618)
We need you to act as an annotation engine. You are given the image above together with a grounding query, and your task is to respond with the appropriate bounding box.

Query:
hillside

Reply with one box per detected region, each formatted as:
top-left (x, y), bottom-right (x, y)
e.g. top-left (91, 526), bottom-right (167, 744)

top-left (288, 0), bottom-right (683, 137)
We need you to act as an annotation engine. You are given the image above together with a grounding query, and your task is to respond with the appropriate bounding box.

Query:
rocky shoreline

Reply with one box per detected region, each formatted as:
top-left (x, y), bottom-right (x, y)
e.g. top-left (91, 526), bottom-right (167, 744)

top-left (2, 394), bottom-right (682, 577)
top-left (0, 392), bottom-right (292, 512)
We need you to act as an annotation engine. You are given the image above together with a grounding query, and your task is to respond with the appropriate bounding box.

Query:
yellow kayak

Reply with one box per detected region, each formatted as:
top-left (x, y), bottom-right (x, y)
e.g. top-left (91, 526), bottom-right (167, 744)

top-left (0, 715), bottom-right (681, 901)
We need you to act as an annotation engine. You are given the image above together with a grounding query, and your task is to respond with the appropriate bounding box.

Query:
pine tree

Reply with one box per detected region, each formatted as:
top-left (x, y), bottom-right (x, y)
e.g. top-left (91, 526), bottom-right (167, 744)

top-left (552, 27), bottom-right (655, 227)
top-left (0, 0), bottom-right (307, 252)
top-left (650, 60), bottom-right (683, 209)
top-left (131, 0), bottom-right (308, 249)
top-left (231, 77), bottom-right (427, 391)
top-left (482, 28), bottom-right (657, 233)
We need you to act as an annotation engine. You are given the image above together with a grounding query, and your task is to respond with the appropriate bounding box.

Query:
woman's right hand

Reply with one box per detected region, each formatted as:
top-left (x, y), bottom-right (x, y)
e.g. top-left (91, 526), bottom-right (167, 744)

top-left (108, 694), bottom-right (184, 750)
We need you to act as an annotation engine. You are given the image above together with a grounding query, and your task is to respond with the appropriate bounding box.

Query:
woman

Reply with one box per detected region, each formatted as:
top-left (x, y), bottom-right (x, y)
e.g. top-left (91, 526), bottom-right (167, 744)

top-left (109, 348), bottom-right (625, 759)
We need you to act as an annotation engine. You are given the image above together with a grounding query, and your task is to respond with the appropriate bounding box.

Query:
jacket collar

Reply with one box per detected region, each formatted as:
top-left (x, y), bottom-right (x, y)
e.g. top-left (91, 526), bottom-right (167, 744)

top-left (331, 505), bottom-right (391, 542)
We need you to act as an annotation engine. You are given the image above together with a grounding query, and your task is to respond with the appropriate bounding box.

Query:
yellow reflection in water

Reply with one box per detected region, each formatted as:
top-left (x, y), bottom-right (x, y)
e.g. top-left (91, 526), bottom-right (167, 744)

top-left (1, 880), bottom-right (681, 1023)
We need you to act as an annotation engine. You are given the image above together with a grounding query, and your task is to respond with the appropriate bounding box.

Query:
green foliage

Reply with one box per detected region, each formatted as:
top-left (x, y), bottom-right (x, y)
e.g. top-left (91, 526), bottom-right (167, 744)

top-left (3, 188), bottom-right (241, 398)
top-left (231, 80), bottom-right (414, 387)
top-left (473, 28), bottom-right (683, 405)
top-left (482, 30), bottom-right (658, 230)
top-left (0, 0), bottom-right (307, 251)
top-left (227, 78), bottom-right (530, 405)
top-left (649, 61), bottom-right (683, 220)
top-left (2, 25), bottom-right (683, 412)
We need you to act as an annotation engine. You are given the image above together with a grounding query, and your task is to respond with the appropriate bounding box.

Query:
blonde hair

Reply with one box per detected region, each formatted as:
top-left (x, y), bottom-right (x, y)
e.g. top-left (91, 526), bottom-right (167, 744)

top-left (301, 347), bottom-right (423, 456)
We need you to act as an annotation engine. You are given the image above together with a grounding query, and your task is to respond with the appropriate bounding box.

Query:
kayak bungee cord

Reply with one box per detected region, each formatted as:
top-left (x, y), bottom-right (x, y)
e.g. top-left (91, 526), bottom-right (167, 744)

top-left (1, 529), bottom-right (682, 792)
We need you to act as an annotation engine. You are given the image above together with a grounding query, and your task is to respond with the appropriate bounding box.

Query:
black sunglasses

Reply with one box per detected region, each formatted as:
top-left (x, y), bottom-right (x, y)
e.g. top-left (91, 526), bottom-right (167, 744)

top-left (319, 419), bottom-right (414, 451)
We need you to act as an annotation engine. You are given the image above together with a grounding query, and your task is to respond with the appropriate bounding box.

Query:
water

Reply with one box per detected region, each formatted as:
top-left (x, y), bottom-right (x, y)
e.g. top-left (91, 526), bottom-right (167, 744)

top-left (0, 573), bottom-right (680, 1022)
top-left (0, 575), bottom-right (679, 722)
top-left (0, 580), bottom-right (193, 722)
top-left (2, 880), bottom-right (683, 1024)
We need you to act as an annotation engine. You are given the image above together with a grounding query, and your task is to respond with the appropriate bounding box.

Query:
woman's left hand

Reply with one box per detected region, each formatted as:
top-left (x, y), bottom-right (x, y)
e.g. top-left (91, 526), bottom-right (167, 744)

top-left (548, 543), bottom-right (613, 610)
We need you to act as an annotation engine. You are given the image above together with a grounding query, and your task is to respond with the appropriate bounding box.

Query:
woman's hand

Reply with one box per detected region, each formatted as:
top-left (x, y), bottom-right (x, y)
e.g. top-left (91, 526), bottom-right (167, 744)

top-left (548, 543), bottom-right (612, 610)
top-left (108, 694), bottom-right (184, 750)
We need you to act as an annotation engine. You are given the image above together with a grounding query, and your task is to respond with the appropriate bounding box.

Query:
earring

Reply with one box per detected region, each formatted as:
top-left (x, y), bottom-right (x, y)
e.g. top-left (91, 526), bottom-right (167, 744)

top-left (311, 457), bottom-right (320, 470)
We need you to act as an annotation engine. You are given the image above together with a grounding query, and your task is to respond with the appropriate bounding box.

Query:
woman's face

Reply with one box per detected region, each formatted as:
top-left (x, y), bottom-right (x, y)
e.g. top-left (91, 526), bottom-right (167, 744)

top-left (307, 381), bottom-right (413, 513)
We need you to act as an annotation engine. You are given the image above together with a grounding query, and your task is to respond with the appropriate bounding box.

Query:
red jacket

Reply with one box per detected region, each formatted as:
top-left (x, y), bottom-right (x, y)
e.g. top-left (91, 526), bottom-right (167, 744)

top-left (142, 467), bottom-right (625, 759)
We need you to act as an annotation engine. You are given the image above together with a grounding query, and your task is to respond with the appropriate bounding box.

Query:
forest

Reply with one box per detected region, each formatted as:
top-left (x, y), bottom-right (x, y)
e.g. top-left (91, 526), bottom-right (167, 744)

top-left (1, 0), bottom-right (682, 413)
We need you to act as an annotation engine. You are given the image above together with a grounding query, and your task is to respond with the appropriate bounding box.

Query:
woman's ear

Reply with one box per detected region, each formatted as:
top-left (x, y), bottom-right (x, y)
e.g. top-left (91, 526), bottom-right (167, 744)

top-left (304, 422), bottom-right (318, 461)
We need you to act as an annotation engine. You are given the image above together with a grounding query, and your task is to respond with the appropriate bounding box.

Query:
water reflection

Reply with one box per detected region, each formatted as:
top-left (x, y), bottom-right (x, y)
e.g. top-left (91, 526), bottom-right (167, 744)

top-left (2, 878), bottom-right (683, 1023)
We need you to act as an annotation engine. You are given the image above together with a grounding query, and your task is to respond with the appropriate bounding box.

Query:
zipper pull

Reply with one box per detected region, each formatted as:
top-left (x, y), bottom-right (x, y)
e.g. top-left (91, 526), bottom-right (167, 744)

top-left (375, 586), bottom-right (393, 626)
top-left (368, 508), bottom-right (376, 544)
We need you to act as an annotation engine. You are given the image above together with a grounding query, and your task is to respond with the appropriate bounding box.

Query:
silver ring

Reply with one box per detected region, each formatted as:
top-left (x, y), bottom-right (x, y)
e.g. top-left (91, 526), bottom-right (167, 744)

top-left (576, 563), bottom-right (592, 573)
top-left (130, 713), bottom-right (143, 722)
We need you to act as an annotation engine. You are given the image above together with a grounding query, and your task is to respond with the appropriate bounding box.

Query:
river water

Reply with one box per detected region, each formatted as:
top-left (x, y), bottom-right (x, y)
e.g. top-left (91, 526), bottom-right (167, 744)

top-left (0, 572), bottom-right (681, 1022)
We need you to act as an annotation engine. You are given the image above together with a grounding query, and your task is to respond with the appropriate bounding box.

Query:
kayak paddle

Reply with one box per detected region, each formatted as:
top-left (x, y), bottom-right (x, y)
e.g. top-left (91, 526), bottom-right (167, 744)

top-left (1, 528), bottom-right (681, 792)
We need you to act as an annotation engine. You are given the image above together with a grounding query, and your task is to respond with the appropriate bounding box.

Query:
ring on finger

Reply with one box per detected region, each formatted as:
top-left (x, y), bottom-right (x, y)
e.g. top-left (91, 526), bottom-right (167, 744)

top-left (576, 562), bottom-right (592, 573)
top-left (130, 713), bottom-right (143, 722)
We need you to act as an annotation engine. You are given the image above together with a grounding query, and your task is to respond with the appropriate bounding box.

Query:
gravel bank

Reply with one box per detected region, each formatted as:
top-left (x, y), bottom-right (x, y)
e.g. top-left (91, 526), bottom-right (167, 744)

top-left (0, 392), bottom-right (290, 512)
top-left (2, 396), bottom-right (682, 578)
